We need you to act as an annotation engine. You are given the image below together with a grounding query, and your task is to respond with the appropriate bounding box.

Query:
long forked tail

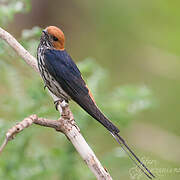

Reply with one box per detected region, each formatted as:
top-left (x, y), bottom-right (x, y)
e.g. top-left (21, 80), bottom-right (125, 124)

top-left (111, 132), bottom-right (155, 179)
top-left (74, 95), bottom-right (155, 178)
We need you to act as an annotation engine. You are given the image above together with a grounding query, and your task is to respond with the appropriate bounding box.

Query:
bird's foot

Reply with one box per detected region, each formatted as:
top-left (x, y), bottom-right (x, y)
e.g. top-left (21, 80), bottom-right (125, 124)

top-left (61, 100), bottom-right (68, 108)
top-left (54, 100), bottom-right (61, 111)
top-left (54, 99), bottom-right (68, 111)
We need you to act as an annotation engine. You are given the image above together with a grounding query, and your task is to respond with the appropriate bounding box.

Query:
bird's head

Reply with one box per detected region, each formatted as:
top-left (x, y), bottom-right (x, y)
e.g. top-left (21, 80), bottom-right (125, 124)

top-left (41, 26), bottom-right (65, 50)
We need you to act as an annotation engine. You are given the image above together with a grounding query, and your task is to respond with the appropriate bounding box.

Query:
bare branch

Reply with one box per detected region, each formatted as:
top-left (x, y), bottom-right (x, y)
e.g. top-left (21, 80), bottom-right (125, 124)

top-left (0, 27), bottom-right (38, 72)
top-left (0, 27), bottom-right (113, 180)
top-left (0, 115), bottom-right (36, 154)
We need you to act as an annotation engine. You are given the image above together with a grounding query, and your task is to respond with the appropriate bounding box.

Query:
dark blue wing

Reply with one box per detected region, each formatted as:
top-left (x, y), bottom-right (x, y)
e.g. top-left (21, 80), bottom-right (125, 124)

top-left (44, 49), bottom-right (120, 134)
top-left (44, 49), bottom-right (89, 98)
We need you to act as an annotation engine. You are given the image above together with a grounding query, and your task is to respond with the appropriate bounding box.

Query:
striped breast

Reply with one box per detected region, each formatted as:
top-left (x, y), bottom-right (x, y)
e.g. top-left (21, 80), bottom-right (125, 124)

top-left (37, 44), bottom-right (71, 101)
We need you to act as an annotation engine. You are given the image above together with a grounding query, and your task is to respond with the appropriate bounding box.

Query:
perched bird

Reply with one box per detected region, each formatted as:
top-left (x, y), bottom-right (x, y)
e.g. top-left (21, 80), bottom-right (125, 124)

top-left (37, 26), bottom-right (155, 179)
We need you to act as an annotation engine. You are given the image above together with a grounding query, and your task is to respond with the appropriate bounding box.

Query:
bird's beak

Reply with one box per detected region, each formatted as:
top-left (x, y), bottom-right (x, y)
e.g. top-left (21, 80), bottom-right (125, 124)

top-left (42, 29), bottom-right (48, 35)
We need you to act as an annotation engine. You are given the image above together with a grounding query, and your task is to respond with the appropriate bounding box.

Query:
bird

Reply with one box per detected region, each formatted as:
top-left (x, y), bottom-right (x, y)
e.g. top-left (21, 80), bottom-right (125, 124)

top-left (37, 26), bottom-right (155, 179)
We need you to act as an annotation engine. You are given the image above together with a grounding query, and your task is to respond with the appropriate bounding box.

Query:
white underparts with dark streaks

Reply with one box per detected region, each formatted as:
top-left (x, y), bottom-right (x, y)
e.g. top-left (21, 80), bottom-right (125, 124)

top-left (37, 43), bottom-right (70, 101)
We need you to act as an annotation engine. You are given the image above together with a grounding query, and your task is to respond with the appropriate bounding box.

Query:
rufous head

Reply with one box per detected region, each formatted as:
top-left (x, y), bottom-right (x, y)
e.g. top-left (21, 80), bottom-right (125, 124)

top-left (42, 26), bottom-right (65, 50)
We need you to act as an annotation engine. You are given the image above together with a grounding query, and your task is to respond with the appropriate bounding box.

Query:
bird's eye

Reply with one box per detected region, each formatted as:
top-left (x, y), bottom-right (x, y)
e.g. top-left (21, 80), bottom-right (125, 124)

top-left (53, 36), bottom-right (58, 41)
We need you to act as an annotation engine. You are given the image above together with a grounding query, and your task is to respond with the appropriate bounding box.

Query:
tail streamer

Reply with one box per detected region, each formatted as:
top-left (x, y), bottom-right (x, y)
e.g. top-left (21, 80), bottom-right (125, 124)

top-left (111, 132), bottom-right (155, 179)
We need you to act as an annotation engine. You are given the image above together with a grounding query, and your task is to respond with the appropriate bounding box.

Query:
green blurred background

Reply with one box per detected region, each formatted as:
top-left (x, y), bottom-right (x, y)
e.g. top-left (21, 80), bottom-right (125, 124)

top-left (0, 0), bottom-right (180, 179)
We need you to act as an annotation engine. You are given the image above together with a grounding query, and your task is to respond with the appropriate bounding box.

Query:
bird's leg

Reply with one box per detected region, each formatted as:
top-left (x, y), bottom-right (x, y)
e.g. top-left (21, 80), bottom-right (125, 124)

top-left (61, 100), bottom-right (68, 107)
top-left (60, 100), bottom-right (69, 117)
top-left (54, 98), bottom-right (69, 111)
top-left (54, 99), bottom-right (63, 111)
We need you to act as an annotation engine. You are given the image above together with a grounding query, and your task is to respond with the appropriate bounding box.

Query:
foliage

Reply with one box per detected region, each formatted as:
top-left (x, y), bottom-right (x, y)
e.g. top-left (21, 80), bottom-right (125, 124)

top-left (0, 1), bottom-right (154, 180)
top-left (0, 0), bottom-right (31, 26)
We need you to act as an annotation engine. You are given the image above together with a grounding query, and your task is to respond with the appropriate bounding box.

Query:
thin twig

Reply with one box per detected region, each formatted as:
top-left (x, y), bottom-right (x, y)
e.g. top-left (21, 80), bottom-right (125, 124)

top-left (0, 115), bottom-right (36, 154)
